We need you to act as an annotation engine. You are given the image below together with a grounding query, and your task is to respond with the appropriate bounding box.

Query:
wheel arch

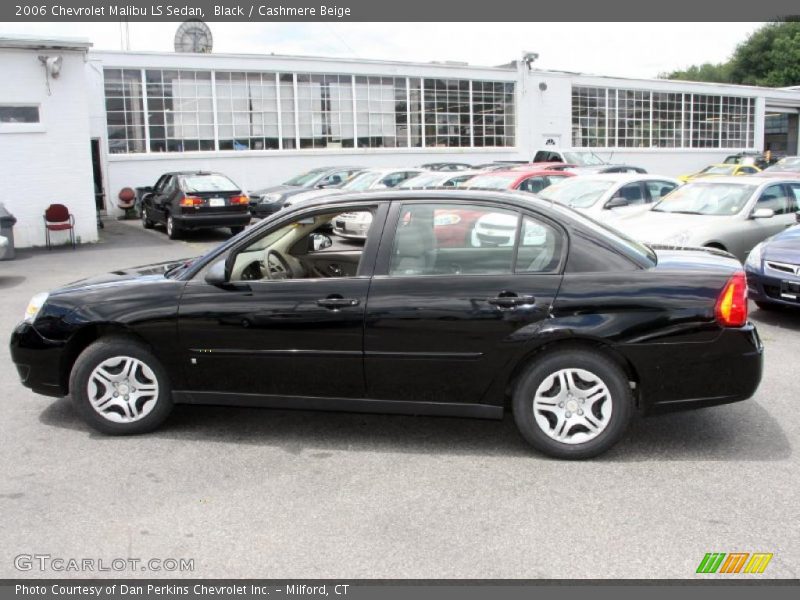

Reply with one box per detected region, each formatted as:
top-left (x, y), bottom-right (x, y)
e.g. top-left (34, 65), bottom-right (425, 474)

top-left (502, 337), bottom-right (641, 409)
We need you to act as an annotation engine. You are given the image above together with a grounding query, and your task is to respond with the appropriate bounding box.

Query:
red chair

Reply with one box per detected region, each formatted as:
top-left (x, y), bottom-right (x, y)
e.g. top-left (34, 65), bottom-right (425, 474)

top-left (43, 204), bottom-right (76, 250)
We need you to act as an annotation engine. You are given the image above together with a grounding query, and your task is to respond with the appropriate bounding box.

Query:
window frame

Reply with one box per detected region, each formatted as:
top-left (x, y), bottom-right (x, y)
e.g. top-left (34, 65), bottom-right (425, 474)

top-left (0, 104), bottom-right (43, 133)
top-left (373, 198), bottom-right (568, 278)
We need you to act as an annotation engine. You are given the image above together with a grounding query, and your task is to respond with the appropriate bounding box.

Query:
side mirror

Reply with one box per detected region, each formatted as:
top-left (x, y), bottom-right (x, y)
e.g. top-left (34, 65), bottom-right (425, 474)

top-left (752, 207), bottom-right (775, 219)
top-left (310, 233), bottom-right (333, 251)
top-left (204, 259), bottom-right (228, 286)
top-left (605, 196), bottom-right (631, 209)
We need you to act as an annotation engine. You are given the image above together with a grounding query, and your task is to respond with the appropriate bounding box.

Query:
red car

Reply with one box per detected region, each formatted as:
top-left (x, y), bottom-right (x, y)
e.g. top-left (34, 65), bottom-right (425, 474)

top-left (464, 168), bottom-right (575, 194)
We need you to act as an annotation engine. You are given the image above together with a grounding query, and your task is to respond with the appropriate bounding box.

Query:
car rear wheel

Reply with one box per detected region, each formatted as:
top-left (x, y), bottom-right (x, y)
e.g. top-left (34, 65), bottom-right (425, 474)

top-left (512, 349), bottom-right (633, 459)
top-left (69, 337), bottom-right (173, 435)
top-left (141, 206), bottom-right (154, 229)
top-left (230, 226), bottom-right (245, 236)
top-left (166, 214), bottom-right (181, 240)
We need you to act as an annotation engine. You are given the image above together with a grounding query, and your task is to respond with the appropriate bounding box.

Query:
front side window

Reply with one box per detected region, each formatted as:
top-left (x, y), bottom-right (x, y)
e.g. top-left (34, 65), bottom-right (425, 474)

top-left (389, 203), bottom-right (561, 277)
top-left (616, 183), bottom-right (645, 205)
top-left (756, 184), bottom-right (790, 215)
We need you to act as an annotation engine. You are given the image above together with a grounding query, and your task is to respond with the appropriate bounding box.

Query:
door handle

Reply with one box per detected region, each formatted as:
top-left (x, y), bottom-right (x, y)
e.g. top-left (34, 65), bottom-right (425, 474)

top-left (487, 294), bottom-right (536, 308)
top-left (317, 295), bottom-right (360, 309)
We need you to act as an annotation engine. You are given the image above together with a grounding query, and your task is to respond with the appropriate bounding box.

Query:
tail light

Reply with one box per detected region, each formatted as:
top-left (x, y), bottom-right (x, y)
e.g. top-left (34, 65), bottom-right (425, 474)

top-left (715, 271), bottom-right (748, 327)
top-left (180, 196), bottom-right (203, 207)
top-left (230, 195), bottom-right (249, 205)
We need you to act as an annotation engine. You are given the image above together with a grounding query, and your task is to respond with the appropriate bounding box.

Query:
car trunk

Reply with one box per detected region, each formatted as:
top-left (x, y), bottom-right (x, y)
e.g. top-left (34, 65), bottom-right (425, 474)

top-left (181, 189), bottom-right (247, 215)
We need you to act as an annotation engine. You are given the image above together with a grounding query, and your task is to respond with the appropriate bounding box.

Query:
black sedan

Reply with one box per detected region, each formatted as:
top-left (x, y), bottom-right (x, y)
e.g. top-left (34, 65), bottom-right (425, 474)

top-left (249, 166), bottom-right (363, 218)
top-left (11, 190), bottom-right (763, 459)
top-left (140, 171), bottom-right (251, 239)
top-left (745, 212), bottom-right (800, 310)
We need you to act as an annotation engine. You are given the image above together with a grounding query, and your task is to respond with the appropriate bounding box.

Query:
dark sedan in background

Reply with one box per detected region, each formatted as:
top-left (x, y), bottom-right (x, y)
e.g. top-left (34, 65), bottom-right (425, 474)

top-left (140, 171), bottom-right (251, 239)
top-left (745, 213), bottom-right (800, 310)
top-left (11, 190), bottom-right (762, 459)
top-left (249, 166), bottom-right (363, 218)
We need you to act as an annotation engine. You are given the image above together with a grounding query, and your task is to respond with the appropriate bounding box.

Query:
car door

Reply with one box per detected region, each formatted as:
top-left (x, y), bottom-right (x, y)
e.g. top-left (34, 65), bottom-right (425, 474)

top-left (176, 203), bottom-right (388, 401)
top-left (733, 183), bottom-right (793, 258)
top-left (145, 175), bottom-right (171, 223)
top-left (363, 200), bottom-right (564, 406)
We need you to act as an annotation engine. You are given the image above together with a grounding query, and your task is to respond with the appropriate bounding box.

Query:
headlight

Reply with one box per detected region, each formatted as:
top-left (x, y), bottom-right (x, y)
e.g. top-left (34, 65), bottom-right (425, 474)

top-left (662, 231), bottom-right (691, 247)
top-left (24, 292), bottom-right (49, 322)
top-left (745, 242), bottom-right (764, 269)
top-left (261, 193), bottom-right (282, 203)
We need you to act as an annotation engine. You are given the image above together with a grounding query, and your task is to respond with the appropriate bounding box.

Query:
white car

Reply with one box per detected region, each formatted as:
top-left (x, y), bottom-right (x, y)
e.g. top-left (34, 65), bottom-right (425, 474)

top-left (471, 213), bottom-right (547, 248)
top-left (285, 168), bottom-right (425, 208)
top-left (539, 173), bottom-right (680, 221)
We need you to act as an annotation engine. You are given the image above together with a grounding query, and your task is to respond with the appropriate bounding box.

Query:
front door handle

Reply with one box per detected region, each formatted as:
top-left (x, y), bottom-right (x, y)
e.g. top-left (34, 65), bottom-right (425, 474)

top-left (317, 295), bottom-right (360, 309)
top-left (487, 294), bottom-right (536, 308)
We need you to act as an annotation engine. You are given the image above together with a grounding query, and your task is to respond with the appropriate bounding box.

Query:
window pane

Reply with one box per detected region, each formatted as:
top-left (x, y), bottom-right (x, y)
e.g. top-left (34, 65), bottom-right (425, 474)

top-left (0, 106), bottom-right (40, 123)
top-left (516, 216), bottom-right (562, 273)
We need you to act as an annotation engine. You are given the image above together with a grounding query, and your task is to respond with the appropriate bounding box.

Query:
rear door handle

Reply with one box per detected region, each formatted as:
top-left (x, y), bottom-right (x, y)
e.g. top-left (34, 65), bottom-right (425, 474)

top-left (317, 295), bottom-right (360, 309)
top-left (487, 294), bottom-right (536, 308)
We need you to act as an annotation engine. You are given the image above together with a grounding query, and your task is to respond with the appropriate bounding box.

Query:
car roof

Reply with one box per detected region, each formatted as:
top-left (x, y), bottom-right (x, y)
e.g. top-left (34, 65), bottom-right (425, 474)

top-left (682, 176), bottom-right (771, 186)
top-left (563, 173), bottom-right (679, 183)
top-left (471, 168), bottom-right (570, 178)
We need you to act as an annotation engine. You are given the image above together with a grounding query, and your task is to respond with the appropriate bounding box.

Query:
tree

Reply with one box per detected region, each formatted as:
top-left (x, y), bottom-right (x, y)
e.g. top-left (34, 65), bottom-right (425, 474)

top-left (661, 21), bottom-right (800, 87)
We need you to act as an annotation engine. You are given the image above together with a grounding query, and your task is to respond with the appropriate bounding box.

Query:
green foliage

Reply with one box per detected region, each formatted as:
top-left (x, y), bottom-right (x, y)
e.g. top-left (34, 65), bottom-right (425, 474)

top-left (660, 21), bottom-right (800, 87)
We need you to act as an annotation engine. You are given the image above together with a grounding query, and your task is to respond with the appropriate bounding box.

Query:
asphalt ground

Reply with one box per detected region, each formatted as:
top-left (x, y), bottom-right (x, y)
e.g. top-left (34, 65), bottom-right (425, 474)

top-left (0, 218), bottom-right (798, 579)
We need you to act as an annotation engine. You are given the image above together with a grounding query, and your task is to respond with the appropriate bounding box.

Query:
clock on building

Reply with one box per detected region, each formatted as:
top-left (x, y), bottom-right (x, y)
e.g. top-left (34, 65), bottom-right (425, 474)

top-left (174, 20), bottom-right (213, 53)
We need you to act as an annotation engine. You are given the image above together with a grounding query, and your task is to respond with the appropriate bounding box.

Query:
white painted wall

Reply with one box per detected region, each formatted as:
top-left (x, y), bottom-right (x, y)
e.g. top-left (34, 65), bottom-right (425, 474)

top-left (0, 47), bottom-right (97, 248)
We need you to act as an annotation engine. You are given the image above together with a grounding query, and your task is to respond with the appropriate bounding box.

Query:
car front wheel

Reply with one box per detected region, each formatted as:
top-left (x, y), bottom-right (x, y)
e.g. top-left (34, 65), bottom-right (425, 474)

top-left (69, 337), bottom-right (173, 435)
top-left (513, 348), bottom-right (633, 459)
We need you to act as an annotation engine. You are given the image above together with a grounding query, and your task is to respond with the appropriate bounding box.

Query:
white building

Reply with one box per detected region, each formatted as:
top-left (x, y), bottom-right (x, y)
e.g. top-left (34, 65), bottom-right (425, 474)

top-left (3, 33), bottom-right (800, 247)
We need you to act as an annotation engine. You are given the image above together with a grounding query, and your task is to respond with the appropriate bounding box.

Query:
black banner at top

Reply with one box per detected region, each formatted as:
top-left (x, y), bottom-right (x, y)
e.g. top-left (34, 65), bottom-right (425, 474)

top-left (2, 0), bottom-right (800, 22)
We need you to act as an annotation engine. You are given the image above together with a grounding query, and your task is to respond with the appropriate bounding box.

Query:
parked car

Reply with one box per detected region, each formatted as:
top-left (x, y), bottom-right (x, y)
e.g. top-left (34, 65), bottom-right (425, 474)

top-left (611, 177), bottom-right (800, 261)
top-left (531, 149), bottom-right (647, 174)
top-left (139, 171), bottom-right (251, 240)
top-left (539, 174), bottom-right (681, 221)
top-left (723, 151), bottom-right (775, 170)
top-left (249, 166), bottom-right (364, 217)
top-left (397, 169), bottom-right (486, 189)
top-left (472, 161), bottom-right (528, 170)
top-left (419, 162), bottom-right (472, 171)
top-left (287, 168), bottom-right (426, 209)
top-left (11, 189), bottom-right (762, 459)
top-left (465, 168), bottom-right (574, 194)
top-left (678, 163), bottom-right (761, 183)
top-left (757, 156), bottom-right (800, 176)
top-left (745, 213), bottom-right (800, 310)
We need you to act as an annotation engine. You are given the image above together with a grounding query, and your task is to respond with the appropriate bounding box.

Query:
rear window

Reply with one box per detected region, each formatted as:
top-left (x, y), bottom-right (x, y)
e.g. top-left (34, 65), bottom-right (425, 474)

top-left (181, 174), bottom-right (239, 193)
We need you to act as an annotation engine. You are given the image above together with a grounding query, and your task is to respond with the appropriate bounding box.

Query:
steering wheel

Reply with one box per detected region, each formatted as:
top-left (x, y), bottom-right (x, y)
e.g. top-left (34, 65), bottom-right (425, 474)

top-left (264, 249), bottom-right (293, 280)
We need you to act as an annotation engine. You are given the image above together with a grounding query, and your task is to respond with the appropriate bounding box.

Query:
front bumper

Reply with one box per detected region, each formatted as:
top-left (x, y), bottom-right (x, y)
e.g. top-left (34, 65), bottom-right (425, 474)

top-left (619, 324), bottom-right (764, 413)
top-left (745, 265), bottom-right (800, 308)
top-left (173, 212), bottom-right (251, 230)
top-left (9, 321), bottom-right (68, 398)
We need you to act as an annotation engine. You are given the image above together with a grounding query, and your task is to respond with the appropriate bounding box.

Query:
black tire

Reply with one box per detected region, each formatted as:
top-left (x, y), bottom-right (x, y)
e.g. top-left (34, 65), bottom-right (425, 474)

top-left (755, 300), bottom-right (780, 311)
top-left (141, 206), bottom-right (155, 229)
top-left (69, 337), bottom-right (173, 435)
top-left (230, 226), bottom-right (245, 236)
top-left (166, 214), bottom-right (181, 240)
top-left (512, 348), bottom-right (633, 459)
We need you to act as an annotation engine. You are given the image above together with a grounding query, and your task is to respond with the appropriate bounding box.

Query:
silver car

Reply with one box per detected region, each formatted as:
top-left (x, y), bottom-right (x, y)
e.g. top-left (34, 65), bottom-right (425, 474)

top-left (611, 177), bottom-right (800, 261)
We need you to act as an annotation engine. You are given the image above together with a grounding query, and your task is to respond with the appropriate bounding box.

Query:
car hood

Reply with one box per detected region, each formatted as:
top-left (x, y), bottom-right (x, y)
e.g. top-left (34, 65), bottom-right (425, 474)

top-left (53, 258), bottom-right (194, 295)
top-left (762, 225), bottom-right (800, 264)
top-left (610, 210), bottom-right (725, 243)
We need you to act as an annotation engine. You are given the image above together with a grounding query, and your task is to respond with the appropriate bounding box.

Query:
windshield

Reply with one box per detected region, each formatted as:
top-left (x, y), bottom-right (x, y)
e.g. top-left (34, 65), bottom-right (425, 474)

top-left (701, 165), bottom-right (736, 176)
top-left (539, 178), bottom-right (614, 208)
top-left (562, 151), bottom-right (607, 166)
top-left (398, 173), bottom-right (445, 188)
top-left (181, 174), bottom-right (239, 193)
top-left (283, 168), bottom-right (329, 187)
top-left (652, 182), bottom-right (756, 215)
top-left (466, 174), bottom-right (518, 189)
top-left (343, 171), bottom-right (385, 191)
top-left (764, 157), bottom-right (800, 172)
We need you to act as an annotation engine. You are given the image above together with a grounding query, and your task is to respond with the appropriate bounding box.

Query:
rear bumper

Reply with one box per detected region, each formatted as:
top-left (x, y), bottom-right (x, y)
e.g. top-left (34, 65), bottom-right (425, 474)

top-left (745, 266), bottom-right (800, 308)
top-left (9, 321), bottom-right (68, 398)
top-left (173, 212), bottom-right (251, 230)
top-left (619, 324), bottom-right (763, 413)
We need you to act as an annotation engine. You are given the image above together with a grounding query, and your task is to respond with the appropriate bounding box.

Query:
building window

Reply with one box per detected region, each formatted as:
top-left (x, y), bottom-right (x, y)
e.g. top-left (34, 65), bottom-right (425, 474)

top-left (571, 85), bottom-right (755, 149)
top-left (104, 69), bottom-right (146, 153)
top-left (145, 69), bottom-right (214, 153)
top-left (0, 105), bottom-right (40, 124)
top-left (102, 67), bottom-right (515, 154)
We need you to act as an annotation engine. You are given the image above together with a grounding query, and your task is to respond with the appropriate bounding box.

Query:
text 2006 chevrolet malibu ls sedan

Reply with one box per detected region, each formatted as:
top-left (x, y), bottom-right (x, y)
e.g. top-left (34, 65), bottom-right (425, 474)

top-left (11, 190), bottom-right (763, 459)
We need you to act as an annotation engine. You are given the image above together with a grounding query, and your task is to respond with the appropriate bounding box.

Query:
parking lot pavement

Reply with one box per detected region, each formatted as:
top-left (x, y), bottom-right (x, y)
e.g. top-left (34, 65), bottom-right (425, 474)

top-left (0, 219), bottom-right (798, 579)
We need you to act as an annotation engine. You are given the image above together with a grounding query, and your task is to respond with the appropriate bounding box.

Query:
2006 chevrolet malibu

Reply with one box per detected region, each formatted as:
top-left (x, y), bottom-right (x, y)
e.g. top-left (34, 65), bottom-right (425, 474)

top-left (10, 190), bottom-right (763, 459)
